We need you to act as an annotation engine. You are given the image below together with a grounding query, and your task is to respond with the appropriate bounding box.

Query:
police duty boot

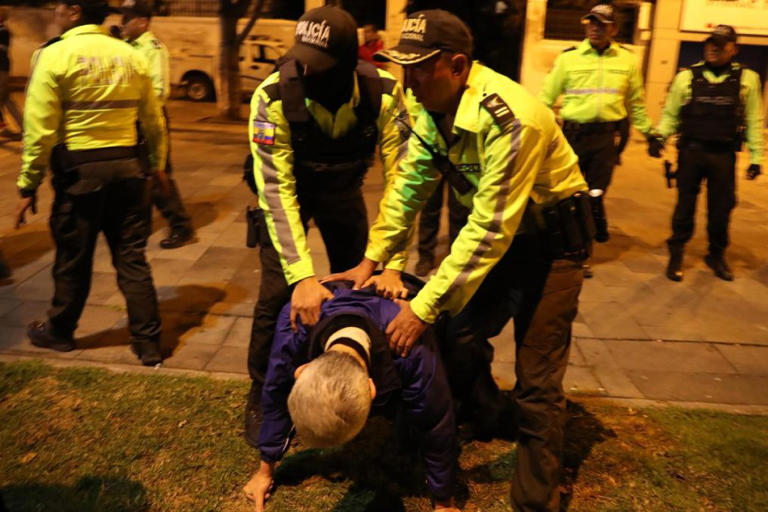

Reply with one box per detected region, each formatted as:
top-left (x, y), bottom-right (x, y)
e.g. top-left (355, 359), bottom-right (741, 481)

top-left (415, 256), bottom-right (435, 277)
top-left (589, 191), bottom-right (610, 243)
top-left (131, 341), bottom-right (163, 366)
top-left (160, 227), bottom-right (194, 249)
top-left (705, 254), bottom-right (734, 281)
top-left (666, 252), bottom-right (684, 282)
top-left (27, 321), bottom-right (76, 352)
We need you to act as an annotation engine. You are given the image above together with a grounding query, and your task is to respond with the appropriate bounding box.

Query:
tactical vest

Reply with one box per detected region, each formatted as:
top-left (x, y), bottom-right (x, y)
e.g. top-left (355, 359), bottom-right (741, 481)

top-left (679, 64), bottom-right (744, 147)
top-left (265, 59), bottom-right (396, 195)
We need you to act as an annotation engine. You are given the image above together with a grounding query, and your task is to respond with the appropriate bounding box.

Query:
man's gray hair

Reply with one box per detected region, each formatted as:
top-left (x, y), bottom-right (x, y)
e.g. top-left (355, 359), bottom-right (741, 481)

top-left (288, 350), bottom-right (371, 448)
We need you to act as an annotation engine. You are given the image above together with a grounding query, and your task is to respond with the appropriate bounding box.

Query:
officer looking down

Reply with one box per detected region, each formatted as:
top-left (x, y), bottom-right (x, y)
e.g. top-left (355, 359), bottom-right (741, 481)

top-left (540, 3), bottom-right (658, 277)
top-left (14, 0), bottom-right (168, 366)
top-left (656, 25), bottom-right (764, 283)
top-left (244, 6), bottom-right (413, 452)
top-left (329, 10), bottom-right (592, 511)
top-left (243, 279), bottom-right (459, 512)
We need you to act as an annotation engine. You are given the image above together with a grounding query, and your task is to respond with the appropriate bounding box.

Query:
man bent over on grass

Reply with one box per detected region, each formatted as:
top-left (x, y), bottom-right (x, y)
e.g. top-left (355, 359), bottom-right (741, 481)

top-left (243, 279), bottom-right (459, 511)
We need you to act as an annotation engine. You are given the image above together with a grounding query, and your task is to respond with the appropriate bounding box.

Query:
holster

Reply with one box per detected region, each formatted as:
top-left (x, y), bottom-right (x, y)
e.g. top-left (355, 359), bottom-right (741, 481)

top-left (526, 192), bottom-right (595, 261)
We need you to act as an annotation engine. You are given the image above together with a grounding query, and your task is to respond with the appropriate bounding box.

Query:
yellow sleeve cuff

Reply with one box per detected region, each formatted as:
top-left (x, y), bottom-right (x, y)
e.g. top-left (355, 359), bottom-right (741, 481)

top-left (409, 293), bottom-right (439, 324)
top-left (284, 261), bottom-right (315, 286)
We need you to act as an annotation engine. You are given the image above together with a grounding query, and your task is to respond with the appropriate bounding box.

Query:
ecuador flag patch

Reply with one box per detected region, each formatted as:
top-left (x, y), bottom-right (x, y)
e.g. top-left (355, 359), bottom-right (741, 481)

top-left (253, 121), bottom-right (276, 145)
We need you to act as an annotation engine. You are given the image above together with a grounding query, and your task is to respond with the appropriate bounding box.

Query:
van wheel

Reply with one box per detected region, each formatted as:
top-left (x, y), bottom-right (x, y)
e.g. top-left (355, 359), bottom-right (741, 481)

top-left (186, 75), bottom-right (213, 101)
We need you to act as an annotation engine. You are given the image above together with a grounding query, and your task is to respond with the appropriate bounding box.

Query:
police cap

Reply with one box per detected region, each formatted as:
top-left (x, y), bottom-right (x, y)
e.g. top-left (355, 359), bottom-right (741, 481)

top-left (581, 4), bottom-right (615, 24)
top-left (120, 0), bottom-right (153, 19)
top-left (375, 9), bottom-right (473, 65)
top-left (706, 25), bottom-right (737, 46)
top-left (283, 6), bottom-right (358, 73)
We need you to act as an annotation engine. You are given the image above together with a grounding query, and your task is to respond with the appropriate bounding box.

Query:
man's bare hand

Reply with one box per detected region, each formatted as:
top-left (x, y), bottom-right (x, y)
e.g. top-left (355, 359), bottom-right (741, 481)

top-left (244, 461), bottom-right (275, 512)
top-left (152, 168), bottom-right (171, 197)
top-left (386, 299), bottom-right (428, 357)
top-left (290, 277), bottom-right (333, 331)
top-left (14, 195), bottom-right (37, 229)
top-left (321, 258), bottom-right (377, 289)
top-left (363, 268), bottom-right (409, 299)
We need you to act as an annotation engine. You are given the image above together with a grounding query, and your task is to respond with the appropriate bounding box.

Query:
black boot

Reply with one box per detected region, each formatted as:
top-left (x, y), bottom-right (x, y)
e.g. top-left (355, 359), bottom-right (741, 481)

top-left (705, 254), bottom-right (733, 281)
top-left (131, 340), bottom-right (163, 366)
top-left (0, 251), bottom-right (10, 280)
top-left (589, 193), bottom-right (609, 243)
top-left (160, 226), bottom-right (194, 249)
top-left (666, 250), bottom-right (684, 282)
top-left (27, 321), bottom-right (75, 352)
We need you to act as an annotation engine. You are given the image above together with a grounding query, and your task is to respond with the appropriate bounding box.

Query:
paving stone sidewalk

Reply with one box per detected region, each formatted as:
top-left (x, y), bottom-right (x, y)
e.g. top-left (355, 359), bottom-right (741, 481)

top-left (1, 98), bottom-right (767, 409)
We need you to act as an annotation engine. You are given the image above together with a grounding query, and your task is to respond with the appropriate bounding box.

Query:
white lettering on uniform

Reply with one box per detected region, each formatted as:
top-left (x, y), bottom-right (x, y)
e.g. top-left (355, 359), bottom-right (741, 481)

top-left (295, 20), bottom-right (331, 48)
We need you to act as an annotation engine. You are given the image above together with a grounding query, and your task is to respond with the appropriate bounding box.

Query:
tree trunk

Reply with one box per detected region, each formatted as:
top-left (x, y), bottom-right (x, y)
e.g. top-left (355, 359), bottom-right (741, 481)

top-left (218, 0), bottom-right (262, 120)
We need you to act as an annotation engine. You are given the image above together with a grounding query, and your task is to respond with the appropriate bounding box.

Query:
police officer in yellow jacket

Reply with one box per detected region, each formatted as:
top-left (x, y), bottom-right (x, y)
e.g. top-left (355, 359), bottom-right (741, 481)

top-left (120, 0), bottom-right (194, 249)
top-left (657, 25), bottom-right (764, 282)
top-left (540, 4), bottom-right (659, 255)
top-left (14, 0), bottom-right (168, 366)
top-left (245, 6), bottom-right (411, 447)
top-left (329, 10), bottom-right (592, 511)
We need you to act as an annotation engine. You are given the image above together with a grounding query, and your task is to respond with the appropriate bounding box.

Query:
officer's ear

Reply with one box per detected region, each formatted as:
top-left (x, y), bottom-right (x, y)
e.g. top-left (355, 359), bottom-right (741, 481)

top-left (449, 53), bottom-right (470, 79)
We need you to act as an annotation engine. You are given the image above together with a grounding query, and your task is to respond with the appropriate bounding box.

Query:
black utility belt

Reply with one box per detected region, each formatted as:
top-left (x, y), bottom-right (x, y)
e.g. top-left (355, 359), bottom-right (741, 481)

top-left (523, 192), bottom-right (595, 261)
top-left (563, 119), bottom-right (624, 135)
top-left (678, 138), bottom-right (739, 153)
top-left (67, 146), bottom-right (139, 165)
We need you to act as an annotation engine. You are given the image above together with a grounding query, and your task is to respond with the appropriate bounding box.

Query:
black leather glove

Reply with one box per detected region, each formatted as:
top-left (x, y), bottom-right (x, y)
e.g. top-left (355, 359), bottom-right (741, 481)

top-left (746, 164), bottom-right (761, 180)
top-left (647, 135), bottom-right (664, 158)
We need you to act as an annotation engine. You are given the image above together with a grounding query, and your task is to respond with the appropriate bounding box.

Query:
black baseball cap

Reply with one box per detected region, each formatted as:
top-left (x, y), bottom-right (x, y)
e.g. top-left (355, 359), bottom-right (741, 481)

top-left (375, 9), bottom-right (473, 65)
top-left (582, 4), bottom-right (615, 24)
top-left (283, 6), bottom-right (358, 73)
top-left (120, 0), bottom-right (152, 18)
top-left (706, 25), bottom-right (737, 46)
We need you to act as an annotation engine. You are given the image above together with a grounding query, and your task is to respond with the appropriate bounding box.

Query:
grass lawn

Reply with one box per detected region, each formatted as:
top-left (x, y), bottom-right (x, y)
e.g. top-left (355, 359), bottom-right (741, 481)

top-left (0, 360), bottom-right (766, 511)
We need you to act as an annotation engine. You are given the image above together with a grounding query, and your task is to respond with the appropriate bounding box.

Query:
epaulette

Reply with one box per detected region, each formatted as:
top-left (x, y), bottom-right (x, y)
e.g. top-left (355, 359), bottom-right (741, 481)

top-left (562, 46), bottom-right (576, 53)
top-left (263, 82), bottom-right (280, 101)
top-left (381, 77), bottom-right (397, 95)
top-left (151, 39), bottom-right (162, 49)
top-left (41, 36), bottom-right (62, 48)
top-left (618, 44), bottom-right (634, 53)
top-left (481, 93), bottom-right (515, 129)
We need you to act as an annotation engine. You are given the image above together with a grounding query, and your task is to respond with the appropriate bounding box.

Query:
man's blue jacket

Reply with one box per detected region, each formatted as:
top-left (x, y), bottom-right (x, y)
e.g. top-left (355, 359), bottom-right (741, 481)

top-left (258, 282), bottom-right (457, 500)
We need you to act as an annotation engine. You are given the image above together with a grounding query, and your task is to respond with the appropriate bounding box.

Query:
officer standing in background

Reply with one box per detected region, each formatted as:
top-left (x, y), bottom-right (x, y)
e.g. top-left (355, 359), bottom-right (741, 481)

top-left (656, 25), bottom-right (764, 282)
top-left (245, 6), bottom-right (412, 449)
top-left (540, 3), bottom-right (660, 276)
top-left (14, 0), bottom-right (168, 366)
top-left (121, 0), bottom-right (194, 249)
top-left (331, 10), bottom-right (592, 510)
top-left (0, 7), bottom-right (23, 136)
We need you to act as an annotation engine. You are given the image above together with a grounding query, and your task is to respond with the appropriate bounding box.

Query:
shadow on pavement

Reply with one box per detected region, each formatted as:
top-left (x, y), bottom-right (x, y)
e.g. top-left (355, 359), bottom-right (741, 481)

top-left (0, 476), bottom-right (149, 512)
top-left (590, 227), bottom-right (658, 265)
top-left (76, 285), bottom-right (225, 358)
top-left (0, 229), bottom-right (53, 273)
top-left (150, 200), bottom-right (218, 235)
top-left (560, 400), bottom-right (616, 510)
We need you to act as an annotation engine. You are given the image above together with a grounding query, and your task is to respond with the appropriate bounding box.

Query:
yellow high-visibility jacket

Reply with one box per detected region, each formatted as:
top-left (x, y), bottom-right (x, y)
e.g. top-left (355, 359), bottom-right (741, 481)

top-left (540, 39), bottom-right (652, 135)
top-left (366, 62), bottom-right (588, 323)
top-left (131, 30), bottom-right (170, 105)
top-left (249, 68), bottom-right (411, 285)
top-left (18, 24), bottom-right (166, 192)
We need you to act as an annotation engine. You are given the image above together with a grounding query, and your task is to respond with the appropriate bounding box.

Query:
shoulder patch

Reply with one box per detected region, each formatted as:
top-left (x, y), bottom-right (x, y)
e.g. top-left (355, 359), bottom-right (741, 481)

top-left (562, 46), bottom-right (577, 53)
top-left (481, 93), bottom-right (515, 129)
top-left (252, 120), bottom-right (276, 145)
top-left (151, 39), bottom-right (162, 49)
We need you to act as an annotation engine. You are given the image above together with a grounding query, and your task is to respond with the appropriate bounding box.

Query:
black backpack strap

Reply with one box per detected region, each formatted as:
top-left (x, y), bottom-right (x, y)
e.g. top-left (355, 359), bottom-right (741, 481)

top-left (278, 59), bottom-right (310, 124)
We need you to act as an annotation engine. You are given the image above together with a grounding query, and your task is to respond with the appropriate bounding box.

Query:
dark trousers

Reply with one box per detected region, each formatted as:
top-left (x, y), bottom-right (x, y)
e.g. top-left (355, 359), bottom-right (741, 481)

top-left (48, 174), bottom-right (161, 344)
top-left (442, 236), bottom-right (584, 511)
top-left (417, 177), bottom-right (470, 260)
top-left (0, 70), bottom-right (23, 129)
top-left (564, 130), bottom-right (618, 192)
top-left (151, 108), bottom-right (191, 231)
top-left (247, 191), bottom-right (368, 384)
top-left (668, 147), bottom-right (736, 257)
